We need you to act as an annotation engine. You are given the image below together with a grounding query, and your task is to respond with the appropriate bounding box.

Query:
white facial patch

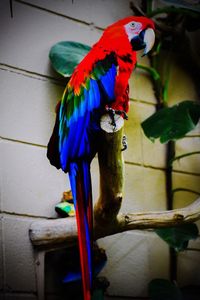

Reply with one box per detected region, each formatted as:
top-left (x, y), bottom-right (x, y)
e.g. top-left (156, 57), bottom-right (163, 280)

top-left (124, 21), bottom-right (143, 41)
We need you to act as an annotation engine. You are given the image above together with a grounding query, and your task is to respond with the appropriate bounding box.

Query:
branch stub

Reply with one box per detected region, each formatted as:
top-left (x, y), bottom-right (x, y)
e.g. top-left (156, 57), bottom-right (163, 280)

top-left (100, 114), bottom-right (124, 133)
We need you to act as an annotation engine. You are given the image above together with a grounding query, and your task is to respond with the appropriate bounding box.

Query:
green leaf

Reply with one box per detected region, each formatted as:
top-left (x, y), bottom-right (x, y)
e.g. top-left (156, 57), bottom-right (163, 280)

top-left (49, 41), bottom-right (91, 77)
top-left (149, 279), bottom-right (182, 300)
top-left (155, 224), bottom-right (199, 252)
top-left (148, 6), bottom-right (199, 18)
top-left (161, 1), bottom-right (200, 13)
top-left (92, 289), bottom-right (104, 300)
top-left (141, 101), bottom-right (200, 143)
top-left (136, 63), bottom-right (161, 81)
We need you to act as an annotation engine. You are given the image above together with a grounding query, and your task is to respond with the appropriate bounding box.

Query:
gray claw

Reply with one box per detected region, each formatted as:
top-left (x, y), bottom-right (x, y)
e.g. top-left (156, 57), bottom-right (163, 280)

top-left (121, 135), bottom-right (128, 151)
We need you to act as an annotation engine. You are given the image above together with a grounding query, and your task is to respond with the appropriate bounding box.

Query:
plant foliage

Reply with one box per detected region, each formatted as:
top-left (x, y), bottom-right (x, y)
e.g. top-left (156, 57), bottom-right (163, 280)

top-left (49, 41), bottom-right (91, 77)
top-left (149, 279), bottom-right (182, 300)
top-left (141, 101), bottom-right (200, 143)
top-left (155, 223), bottom-right (199, 251)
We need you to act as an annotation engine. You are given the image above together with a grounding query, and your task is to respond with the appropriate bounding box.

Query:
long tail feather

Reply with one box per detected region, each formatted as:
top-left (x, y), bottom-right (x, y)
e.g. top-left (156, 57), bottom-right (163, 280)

top-left (69, 162), bottom-right (93, 300)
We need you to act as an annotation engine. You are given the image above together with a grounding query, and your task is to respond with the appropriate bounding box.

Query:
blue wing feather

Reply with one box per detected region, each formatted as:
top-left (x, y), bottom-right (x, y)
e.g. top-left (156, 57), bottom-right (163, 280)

top-left (58, 62), bottom-right (117, 172)
top-left (100, 64), bottom-right (116, 99)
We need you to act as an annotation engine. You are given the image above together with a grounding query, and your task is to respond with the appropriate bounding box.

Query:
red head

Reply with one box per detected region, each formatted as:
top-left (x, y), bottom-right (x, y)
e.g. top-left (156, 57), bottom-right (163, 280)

top-left (102, 16), bottom-right (155, 56)
top-left (108, 16), bottom-right (155, 30)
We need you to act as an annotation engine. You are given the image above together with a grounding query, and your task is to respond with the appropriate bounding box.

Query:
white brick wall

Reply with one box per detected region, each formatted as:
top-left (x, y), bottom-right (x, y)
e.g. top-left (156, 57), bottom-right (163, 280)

top-left (0, 1), bottom-right (101, 76)
top-left (0, 68), bottom-right (63, 145)
top-left (2, 215), bottom-right (36, 292)
top-left (98, 231), bottom-right (169, 297)
top-left (21, 0), bottom-right (134, 29)
top-left (0, 0), bottom-right (200, 299)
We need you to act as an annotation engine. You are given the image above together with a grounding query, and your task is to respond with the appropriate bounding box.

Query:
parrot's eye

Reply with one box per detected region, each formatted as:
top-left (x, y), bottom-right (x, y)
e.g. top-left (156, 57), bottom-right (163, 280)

top-left (130, 22), bottom-right (136, 28)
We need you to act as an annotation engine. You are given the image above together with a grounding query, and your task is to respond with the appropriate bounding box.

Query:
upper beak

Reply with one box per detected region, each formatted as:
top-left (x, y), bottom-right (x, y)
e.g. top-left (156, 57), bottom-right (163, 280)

top-left (131, 27), bottom-right (155, 56)
top-left (142, 28), bottom-right (155, 56)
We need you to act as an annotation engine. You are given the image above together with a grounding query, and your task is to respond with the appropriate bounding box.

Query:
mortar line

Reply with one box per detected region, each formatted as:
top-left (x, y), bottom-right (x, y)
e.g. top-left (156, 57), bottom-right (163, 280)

top-left (172, 169), bottom-right (200, 176)
top-left (14, 0), bottom-right (104, 31)
top-left (125, 160), bottom-right (200, 176)
top-left (0, 136), bottom-right (47, 149)
top-left (1, 137), bottom-right (199, 176)
top-left (1, 136), bottom-right (199, 176)
top-left (0, 64), bottom-right (156, 106)
top-left (1, 211), bottom-right (53, 220)
top-left (0, 63), bottom-right (65, 86)
top-left (130, 97), bottom-right (156, 106)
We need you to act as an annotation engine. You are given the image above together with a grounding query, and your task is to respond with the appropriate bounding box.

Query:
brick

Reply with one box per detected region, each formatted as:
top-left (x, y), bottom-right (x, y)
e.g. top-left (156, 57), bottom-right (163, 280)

top-left (92, 154), bottom-right (167, 213)
top-left (98, 231), bottom-right (169, 297)
top-left (2, 215), bottom-right (36, 292)
top-left (174, 137), bottom-right (200, 174)
top-left (173, 172), bottom-right (200, 209)
top-left (129, 53), bottom-right (157, 104)
top-left (1, 140), bottom-right (68, 218)
top-left (0, 0), bottom-right (101, 77)
top-left (189, 121), bottom-right (200, 136)
top-left (0, 69), bottom-right (64, 146)
top-left (177, 238), bottom-right (200, 287)
top-left (123, 164), bottom-right (167, 212)
top-left (124, 101), bottom-right (166, 168)
top-left (0, 138), bottom-right (100, 217)
top-left (167, 59), bottom-right (198, 106)
top-left (22, 0), bottom-right (134, 29)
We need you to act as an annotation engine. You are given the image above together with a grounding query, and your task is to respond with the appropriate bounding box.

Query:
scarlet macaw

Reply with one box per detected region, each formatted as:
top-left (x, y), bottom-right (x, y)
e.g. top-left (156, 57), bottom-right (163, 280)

top-left (47, 16), bottom-right (155, 300)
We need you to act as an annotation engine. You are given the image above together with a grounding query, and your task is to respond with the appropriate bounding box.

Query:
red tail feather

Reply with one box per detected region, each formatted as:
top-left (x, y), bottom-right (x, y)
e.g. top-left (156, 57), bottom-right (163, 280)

top-left (75, 165), bottom-right (93, 300)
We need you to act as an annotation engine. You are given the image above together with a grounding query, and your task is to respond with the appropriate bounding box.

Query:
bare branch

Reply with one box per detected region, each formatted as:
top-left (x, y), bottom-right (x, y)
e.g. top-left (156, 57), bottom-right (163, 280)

top-left (117, 197), bottom-right (200, 231)
top-left (29, 198), bottom-right (200, 247)
top-left (30, 119), bottom-right (200, 248)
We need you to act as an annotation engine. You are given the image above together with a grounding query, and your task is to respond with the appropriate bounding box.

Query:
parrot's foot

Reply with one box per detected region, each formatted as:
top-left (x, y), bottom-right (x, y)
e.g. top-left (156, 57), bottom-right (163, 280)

top-left (121, 135), bottom-right (128, 151)
top-left (105, 107), bottom-right (128, 129)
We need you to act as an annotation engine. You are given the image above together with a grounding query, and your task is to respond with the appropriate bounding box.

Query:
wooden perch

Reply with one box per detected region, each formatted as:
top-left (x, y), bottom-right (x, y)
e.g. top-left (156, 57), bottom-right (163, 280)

top-left (29, 114), bottom-right (200, 247)
top-left (94, 114), bottom-right (125, 237)
top-left (30, 197), bottom-right (200, 246)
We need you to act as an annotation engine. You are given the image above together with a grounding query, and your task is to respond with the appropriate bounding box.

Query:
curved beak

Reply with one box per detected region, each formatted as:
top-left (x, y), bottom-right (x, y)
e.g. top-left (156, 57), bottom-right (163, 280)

top-left (131, 27), bottom-right (155, 56)
top-left (142, 28), bottom-right (155, 56)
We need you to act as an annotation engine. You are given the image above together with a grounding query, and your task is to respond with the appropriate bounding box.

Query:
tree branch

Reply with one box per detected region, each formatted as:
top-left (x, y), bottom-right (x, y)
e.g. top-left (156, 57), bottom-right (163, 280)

top-left (94, 114), bottom-right (125, 238)
top-left (29, 197), bottom-right (200, 247)
top-left (29, 117), bottom-right (200, 247)
top-left (116, 198), bottom-right (200, 231)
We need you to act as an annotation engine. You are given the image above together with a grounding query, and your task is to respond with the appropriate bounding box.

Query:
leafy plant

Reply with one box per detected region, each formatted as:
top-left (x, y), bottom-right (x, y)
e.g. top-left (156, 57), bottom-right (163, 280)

top-left (133, 0), bottom-right (200, 296)
top-left (155, 223), bottom-right (199, 252)
top-left (149, 279), bottom-right (182, 300)
top-left (141, 101), bottom-right (200, 143)
top-left (49, 41), bottom-right (91, 77)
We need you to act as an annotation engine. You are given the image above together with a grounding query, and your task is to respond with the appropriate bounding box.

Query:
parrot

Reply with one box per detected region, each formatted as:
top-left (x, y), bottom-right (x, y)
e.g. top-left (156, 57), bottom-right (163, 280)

top-left (47, 16), bottom-right (155, 300)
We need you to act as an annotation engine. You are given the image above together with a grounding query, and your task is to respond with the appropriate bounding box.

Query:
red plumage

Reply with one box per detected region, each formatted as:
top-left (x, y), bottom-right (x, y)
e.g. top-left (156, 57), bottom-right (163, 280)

top-left (69, 16), bottom-right (154, 113)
